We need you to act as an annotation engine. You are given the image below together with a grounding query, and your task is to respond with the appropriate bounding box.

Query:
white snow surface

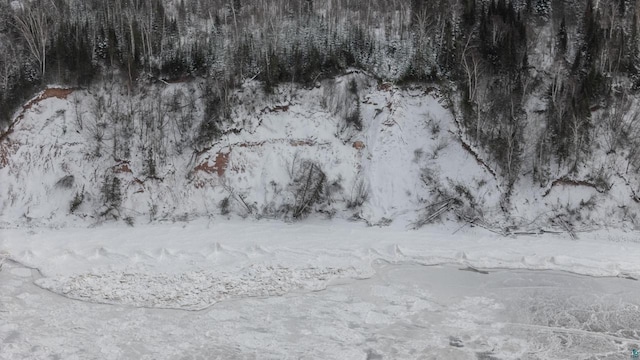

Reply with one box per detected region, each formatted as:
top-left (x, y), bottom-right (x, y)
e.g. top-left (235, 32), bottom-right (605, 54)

top-left (1, 222), bottom-right (640, 359)
top-left (2, 220), bottom-right (640, 311)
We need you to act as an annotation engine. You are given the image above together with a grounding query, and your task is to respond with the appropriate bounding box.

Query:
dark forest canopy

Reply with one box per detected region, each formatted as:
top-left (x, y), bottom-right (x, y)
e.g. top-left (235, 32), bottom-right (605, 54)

top-left (0, 0), bottom-right (634, 96)
top-left (1, 0), bottom-right (639, 188)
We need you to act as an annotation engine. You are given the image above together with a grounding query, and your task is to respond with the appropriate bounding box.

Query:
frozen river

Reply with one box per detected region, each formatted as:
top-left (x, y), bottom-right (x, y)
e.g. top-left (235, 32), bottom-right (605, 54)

top-left (2, 258), bottom-right (639, 359)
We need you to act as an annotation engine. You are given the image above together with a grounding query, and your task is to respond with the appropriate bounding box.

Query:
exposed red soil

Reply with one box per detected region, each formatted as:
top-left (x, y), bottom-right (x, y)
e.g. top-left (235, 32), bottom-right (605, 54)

top-left (194, 138), bottom-right (330, 181)
top-left (289, 139), bottom-right (316, 146)
top-left (37, 88), bottom-right (75, 101)
top-left (378, 83), bottom-right (393, 92)
top-left (237, 141), bottom-right (266, 148)
top-left (113, 162), bottom-right (133, 174)
top-left (353, 141), bottom-right (365, 150)
top-left (213, 151), bottom-right (231, 176)
top-left (0, 87), bottom-right (76, 144)
top-left (194, 161), bottom-right (217, 174)
top-left (193, 179), bottom-right (207, 189)
top-left (195, 151), bottom-right (231, 177)
top-left (235, 138), bottom-right (321, 148)
top-left (260, 104), bottom-right (290, 114)
top-left (0, 138), bottom-right (20, 168)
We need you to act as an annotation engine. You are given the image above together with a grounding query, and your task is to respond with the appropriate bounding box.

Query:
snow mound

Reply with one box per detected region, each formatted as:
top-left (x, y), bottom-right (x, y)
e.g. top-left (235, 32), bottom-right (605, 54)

top-left (35, 265), bottom-right (364, 310)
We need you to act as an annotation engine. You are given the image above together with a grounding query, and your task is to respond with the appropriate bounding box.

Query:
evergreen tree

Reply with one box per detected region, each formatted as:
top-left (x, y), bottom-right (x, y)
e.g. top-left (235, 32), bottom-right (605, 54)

top-left (535, 0), bottom-right (551, 18)
top-left (557, 17), bottom-right (568, 56)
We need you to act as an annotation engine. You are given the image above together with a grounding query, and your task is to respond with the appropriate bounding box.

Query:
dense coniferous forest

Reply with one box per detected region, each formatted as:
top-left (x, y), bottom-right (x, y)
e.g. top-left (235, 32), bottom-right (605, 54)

top-left (1, 0), bottom-right (639, 195)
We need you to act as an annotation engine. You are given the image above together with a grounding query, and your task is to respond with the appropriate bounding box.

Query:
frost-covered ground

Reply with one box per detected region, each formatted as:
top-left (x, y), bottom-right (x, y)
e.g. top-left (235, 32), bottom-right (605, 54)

top-left (1, 220), bottom-right (640, 359)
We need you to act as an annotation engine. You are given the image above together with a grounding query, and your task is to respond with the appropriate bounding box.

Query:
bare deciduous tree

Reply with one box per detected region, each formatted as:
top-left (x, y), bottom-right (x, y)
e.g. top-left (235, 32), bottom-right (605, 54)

top-left (601, 92), bottom-right (640, 154)
top-left (461, 37), bottom-right (485, 108)
top-left (13, 4), bottom-right (50, 79)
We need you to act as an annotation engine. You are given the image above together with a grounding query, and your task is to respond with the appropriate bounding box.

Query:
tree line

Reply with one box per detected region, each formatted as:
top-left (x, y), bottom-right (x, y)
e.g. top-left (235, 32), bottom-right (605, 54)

top-left (1, 0), bottom-right (639, 193)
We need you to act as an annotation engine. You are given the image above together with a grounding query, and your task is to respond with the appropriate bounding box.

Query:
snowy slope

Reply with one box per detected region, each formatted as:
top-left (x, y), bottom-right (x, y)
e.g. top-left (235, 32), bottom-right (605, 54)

top-left (1, 74), bottom-right (640, 231)
top-left (0, 75), bottom-right (499, 228)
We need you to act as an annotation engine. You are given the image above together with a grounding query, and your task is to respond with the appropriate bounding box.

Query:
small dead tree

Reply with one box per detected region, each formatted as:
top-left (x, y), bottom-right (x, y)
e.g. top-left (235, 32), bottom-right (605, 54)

top-left (72, 94), bottom-right (84, 131)
top-left (461, 37), bottom-right (486, 144)
top-left (100, 174), bottom-right (122, 218)
top-left (347, 176), bottom-right (368, 209)
top-left (292, 161), bottom-right (326, 219)
top-left (602, 93), bottom-right (640, 154)
top-left (87, 95), bottom-right (108, 157)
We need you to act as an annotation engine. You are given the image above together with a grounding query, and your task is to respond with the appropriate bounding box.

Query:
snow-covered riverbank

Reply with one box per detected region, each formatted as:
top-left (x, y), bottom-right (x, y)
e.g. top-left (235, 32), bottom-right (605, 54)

top-left (2, 220), bottom-right (640, 309)
top-left (2, 254), bottom-right (639, 359)
top-left (2, 220), bottom-right (640, 358)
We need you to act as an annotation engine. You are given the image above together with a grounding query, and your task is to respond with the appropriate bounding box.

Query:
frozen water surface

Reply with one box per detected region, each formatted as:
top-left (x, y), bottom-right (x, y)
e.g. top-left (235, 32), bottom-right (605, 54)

top-left (1, 259), bottom-right (639, 359)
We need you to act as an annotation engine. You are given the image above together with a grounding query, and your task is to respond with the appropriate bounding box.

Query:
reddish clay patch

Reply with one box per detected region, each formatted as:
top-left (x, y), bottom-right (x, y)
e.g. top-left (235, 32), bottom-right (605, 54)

top-left (1, 87), bottom-right (76, 144)
top-left (235, 139), bottom-right (321, 148)
top-left (237, 141), bottom-right (266, 148)
top-left (213, 151), bottom-right (230, 176)
top-left (195, 151), bottom-right (231, 177)
top-left (128, 177), bottom-right (145, 193)
top-left (0, 139), bottom-right (19, 168)
top-left (193, 179), bottom-right (207, 189)
top-left (378, 83), bottom-right (393, 92)
top-left (20, 88), bottom-right (75, 115)
top-left (37, 88), bottom-right (75, 102)
top-left (113, 162), bottom-right (132, 174)
top-left (353, 141), bottom-right (365, 150)
top-left (194, 161), bottom-right (216, 174)
top-left (289, 139), bottom-right (316, 147)
top-left (260, 104), bottom-right (290, 114)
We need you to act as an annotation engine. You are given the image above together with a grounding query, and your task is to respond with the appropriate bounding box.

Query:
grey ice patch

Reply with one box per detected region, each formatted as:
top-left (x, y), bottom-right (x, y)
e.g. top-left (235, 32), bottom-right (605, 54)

top-left (618, 273), bottom-right (638, 281)
top-left (3, 330), bottom-right (20, 343)
top-left (449, 336), bottom-right (464, 348)
top-left (459, 266), bottom-right (489, 275)
top-left (10, 268), bottom-right (33, 277)
top-left (476, 351), bottom-right (501, 360)
top-left (366, 349), bottom-right (383, 360)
